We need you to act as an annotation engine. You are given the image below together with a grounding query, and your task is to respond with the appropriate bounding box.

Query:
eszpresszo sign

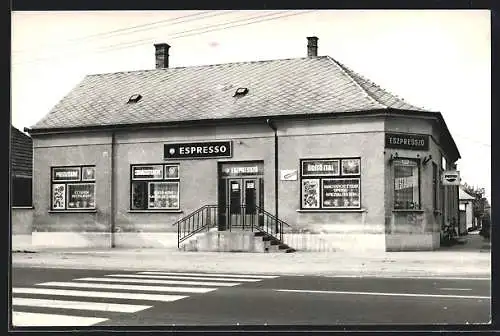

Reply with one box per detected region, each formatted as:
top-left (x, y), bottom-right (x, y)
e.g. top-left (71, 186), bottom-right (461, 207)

top-left (385, 133), bottom-right (429, 151)
top-left (164, 141), bottom-right (232, 159)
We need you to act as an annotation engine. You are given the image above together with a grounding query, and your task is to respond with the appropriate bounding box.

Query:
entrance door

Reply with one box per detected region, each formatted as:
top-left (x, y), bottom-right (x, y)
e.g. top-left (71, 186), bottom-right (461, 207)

top-left (227, 178), bottom-right (261, 229)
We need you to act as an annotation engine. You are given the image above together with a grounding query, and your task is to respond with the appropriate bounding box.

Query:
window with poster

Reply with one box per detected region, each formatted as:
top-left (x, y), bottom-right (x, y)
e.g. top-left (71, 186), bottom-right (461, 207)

top-left (300, 158), bottom-right (361, 210)
top-left (393, 158), bottom-right (421, 210)
top-left (130, 164), bottom-right (180, 210)
top-left (51, 165), bottom-right (96, 211)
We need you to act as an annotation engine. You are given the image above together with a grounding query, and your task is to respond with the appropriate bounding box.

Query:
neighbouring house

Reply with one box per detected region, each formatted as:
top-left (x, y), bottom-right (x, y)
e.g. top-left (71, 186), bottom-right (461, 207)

top-left (11, 125), bottom-right (34, 250)
top-left (25, 36), bottom-right (461, 252)
top-left (459, 186), bottom-right (476, 234)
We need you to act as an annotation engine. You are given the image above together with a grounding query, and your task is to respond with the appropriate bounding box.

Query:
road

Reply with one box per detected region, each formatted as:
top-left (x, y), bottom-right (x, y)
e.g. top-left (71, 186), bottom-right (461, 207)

top-left (10, 267), bottom-right (490, 327)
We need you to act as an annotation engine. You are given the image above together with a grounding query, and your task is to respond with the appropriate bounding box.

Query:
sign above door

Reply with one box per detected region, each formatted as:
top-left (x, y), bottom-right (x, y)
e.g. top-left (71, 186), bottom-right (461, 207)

top-left (164, 141), bottom-right (232, 160)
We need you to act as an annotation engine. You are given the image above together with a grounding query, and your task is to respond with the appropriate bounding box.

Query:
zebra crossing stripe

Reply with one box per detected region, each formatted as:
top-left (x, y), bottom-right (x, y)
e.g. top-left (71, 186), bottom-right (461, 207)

top-left (12, 311), bottom-right (107, 327)
top-left (107, 274), bottom-right (261, 282)
top-left (36, 281), bottom-right (216, 293)
top-left (76, 277), bottom-right (241, 287)
top-left (12, 297), bottom-right (152, 313)
top-left (13, 287), bottom-right (188, 302)
top-left (140, 271), bottom-right (278, 279)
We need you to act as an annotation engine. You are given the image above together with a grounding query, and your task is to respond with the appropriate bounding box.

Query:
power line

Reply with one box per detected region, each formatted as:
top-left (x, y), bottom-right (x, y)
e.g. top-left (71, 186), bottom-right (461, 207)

top-left (12, 10), bottom-right (315, 67)
top-left (12, 11), bottom-right (218, 54)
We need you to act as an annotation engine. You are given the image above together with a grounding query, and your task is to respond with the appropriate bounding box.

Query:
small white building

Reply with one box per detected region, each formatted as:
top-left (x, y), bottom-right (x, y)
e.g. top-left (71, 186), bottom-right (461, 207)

top-left (459, 187), bottom-right (476, 233)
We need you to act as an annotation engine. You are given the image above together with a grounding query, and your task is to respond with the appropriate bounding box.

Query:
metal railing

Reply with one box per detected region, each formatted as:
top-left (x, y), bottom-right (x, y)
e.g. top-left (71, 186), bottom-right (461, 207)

top-left (173, 205), bottom-right (218, 248)
top-left (172, 204), bottom-right (292, 249)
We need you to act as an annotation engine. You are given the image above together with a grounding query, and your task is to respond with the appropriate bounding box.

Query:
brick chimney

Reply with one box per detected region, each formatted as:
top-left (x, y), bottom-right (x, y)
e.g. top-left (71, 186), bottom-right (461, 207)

top-left (154, 43), bottom-right (170, 69)
top-left (307, 36), bottom-right (318, 57)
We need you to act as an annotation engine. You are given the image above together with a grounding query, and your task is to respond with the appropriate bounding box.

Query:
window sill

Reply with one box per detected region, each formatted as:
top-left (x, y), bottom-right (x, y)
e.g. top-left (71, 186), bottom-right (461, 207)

top-left (128, 210), bottom-right (183, 213)
top-left (392, 209), bottom-right (425, 213)
top-left (49, 209), bottom-right (97, 213)
top-left (12, 206), bottom-right (34, 209)
top-left (297, 208), bottom-right (366, 213)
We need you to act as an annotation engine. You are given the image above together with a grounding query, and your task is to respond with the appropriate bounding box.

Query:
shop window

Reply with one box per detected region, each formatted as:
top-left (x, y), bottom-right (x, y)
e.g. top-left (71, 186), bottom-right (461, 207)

top-left (51, 166), bottom-right (96, 210)
top-left (300, 158), bottom-right (361, 210)
top-left (12, 176), bottom-right (32, 207)
top-left (130, 164), bottom-right (180, 210)
top-left (393, 159), bottom-right (420, 210)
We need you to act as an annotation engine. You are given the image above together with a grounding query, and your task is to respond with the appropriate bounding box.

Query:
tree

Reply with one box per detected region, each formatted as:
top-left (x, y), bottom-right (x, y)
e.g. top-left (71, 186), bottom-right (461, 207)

top-left (462, 183), bottom-right (490, 237)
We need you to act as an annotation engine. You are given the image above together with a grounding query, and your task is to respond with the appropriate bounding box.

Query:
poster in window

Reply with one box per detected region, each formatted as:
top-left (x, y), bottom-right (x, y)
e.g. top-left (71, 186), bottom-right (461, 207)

top-left (53, 167), bottom-right (81, 182)
top-left (67, 184), bottom-right (96, 209)
top-left (302, 160), bottom-right (339, 176)
top-left (148, 182), bottom-right (179, 209)
top-left (82, 166), bottom-right (96, 181)
top-left (164, 165), bottom-right (179, 179)
top-left (341, 159), bottom-right (360, 176)
top-left (52, 184), bottom-right (66, 210)
top-left (322, 178), bottom-right (360, 208)
top-left (131, 182), bottom-right (147, 210)
top-left (301, 179), bottom-right (320, 209)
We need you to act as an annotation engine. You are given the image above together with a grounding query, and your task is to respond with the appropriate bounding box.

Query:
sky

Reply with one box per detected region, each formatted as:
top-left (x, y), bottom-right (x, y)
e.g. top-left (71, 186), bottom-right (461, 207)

top-left (11, 10), bottom-right (491, 201)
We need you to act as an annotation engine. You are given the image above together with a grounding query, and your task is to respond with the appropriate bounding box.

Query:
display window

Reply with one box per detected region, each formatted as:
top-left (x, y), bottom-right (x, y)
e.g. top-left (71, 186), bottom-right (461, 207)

top-left (300, 158), bottom-right (361, 210)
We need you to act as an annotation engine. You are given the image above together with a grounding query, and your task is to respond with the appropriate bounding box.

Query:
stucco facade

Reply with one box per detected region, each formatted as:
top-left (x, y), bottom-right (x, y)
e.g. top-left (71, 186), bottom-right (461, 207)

top-left (30, 113), bottom-right (459, 252)
top-left (26, 37), bottom-right (461, 252)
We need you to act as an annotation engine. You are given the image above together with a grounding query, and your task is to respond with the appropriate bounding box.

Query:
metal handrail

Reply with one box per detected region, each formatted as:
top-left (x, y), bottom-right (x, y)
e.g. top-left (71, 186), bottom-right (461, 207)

top-left (173, 204), bottom-right (293, 249)
top-left (173, 205), bottom-right (217, 248)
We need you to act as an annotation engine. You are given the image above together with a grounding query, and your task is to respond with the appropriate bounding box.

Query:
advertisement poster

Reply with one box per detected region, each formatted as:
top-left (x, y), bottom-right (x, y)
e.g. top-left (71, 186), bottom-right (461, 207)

top-left (82, 166), bottom-right (96, 181)
top-left (341, 159), bottom-right (360, 176)
top-left (302, 179), bottom-right (320, 208)
top-left (52, 184), bottom-right (66, 209)
top-left (149, 182), bottom-right (179, 209)
top-left (164, 165), bottom-right (180, 179)
top-left (53, 167), bottom-right (81, 181)
top-left (132, 165), bottom-right (164, 180)
top-left (67, 184), bottom-right (95, 209)
top-left (302, 160), bottom-right (339, 176)
top-left (322, 178), bottom-right (360, 208)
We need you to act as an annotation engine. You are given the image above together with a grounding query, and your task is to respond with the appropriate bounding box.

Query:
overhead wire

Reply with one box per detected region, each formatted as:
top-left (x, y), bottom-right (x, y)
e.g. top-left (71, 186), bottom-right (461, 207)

top-left (12, 10), bottom-right (218, 54)
top-left (12, 10), bottom-right (316, 66)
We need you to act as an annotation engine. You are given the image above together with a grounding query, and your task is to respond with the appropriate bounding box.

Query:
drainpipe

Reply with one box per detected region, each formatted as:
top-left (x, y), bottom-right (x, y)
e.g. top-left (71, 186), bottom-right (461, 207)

top-left (110, 131), bottom-right (116, 248)
top-left (266, 119), bottom-right (279, 234)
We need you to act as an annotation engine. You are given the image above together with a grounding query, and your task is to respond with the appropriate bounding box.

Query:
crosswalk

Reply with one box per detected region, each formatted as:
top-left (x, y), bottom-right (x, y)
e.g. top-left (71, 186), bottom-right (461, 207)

top-left (12, 271), bottom-right (278, 327)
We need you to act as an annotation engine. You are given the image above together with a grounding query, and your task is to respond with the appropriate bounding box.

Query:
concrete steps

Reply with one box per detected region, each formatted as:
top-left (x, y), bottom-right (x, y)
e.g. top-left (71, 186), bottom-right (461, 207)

top-left (179, 229), bottom-right (295, 253)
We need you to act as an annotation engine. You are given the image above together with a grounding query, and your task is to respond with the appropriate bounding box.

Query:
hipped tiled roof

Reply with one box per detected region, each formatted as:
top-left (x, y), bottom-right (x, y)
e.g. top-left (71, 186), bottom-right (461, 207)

top-left (11, 126), bottom-right (33, 177)
top-left (30, 56), bottom-right (430, 130)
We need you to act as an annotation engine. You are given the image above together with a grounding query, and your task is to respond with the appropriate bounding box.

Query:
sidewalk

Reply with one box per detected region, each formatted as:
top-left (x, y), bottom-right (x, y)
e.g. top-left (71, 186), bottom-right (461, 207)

top-left (12, 233), bottom-right (491, 278)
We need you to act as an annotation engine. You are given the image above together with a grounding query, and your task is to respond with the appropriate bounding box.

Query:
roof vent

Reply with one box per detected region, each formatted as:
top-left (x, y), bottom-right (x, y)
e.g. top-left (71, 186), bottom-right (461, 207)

top-left (233, 88), bottom-right (249, 97)
top-left (127, 94), bottom-right (142, 103)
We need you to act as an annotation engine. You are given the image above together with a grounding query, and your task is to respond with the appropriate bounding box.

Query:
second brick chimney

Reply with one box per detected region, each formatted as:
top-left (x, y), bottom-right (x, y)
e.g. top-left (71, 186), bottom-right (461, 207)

top-left (307, 36), bottom-right (318, 57)
top-left (154, 43), bottom-right (170, 69)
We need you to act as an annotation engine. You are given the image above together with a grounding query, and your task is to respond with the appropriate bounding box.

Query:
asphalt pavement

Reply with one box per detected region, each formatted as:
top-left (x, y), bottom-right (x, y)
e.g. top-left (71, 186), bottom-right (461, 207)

top-left (10, 267), bottom-right (491, 327)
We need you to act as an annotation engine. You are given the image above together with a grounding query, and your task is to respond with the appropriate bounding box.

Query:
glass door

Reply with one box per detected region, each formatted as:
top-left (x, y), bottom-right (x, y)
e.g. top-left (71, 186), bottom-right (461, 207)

top-left (226, 178), bottom-right (260, 229)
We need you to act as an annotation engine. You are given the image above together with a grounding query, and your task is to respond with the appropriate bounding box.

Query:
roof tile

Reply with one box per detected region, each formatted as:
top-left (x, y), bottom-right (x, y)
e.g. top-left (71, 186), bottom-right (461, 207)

top-left (31, 56), bottom-right (430, 130)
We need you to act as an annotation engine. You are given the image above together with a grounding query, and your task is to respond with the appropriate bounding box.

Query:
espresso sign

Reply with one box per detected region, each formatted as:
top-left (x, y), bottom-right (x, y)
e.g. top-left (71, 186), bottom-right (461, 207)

top-left (385, 133), bottom-right (429, 151)
top-left (164, 141), bottom-right (232, 159)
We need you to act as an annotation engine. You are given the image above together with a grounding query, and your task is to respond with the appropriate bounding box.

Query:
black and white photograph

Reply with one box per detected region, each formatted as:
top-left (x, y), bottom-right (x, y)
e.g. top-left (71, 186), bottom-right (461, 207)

top-left (10, 8), bottom-right (491, 331)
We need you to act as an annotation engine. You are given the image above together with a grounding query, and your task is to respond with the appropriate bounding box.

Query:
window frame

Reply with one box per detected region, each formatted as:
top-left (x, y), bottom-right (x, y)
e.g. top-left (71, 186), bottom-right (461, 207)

top-left (299, 157), bottom-right (361, 210)
top-left (392, 158), bottom-right (421, 210)
top-left (130, 163), bottom-right (181, 211)
top-left (50, 165), bottom-right (96, 211)
top-left (12, 176), bottom-right (33, 208)
top-left (432, 162), bottom-right (439, 211)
